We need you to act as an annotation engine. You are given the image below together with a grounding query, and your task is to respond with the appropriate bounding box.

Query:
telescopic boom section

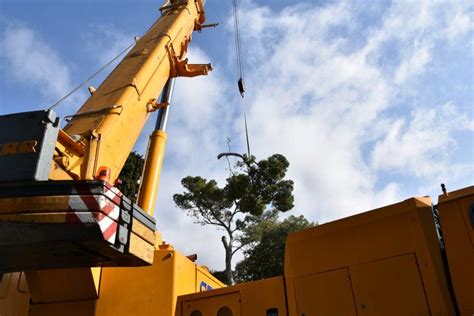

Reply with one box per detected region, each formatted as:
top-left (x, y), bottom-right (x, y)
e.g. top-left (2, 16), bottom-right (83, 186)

top-left (52, 0), bottom-right (211, 183)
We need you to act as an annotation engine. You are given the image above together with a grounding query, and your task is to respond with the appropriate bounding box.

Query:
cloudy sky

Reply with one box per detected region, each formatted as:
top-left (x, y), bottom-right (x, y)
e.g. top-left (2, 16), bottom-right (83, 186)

top-left (1, 0), bottom-right (473, 271)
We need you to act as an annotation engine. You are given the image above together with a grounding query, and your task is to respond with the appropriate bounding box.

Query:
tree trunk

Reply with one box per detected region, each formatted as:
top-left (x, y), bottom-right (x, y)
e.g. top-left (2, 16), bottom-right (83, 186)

top-left (221, 235), bottom-right (234, 285)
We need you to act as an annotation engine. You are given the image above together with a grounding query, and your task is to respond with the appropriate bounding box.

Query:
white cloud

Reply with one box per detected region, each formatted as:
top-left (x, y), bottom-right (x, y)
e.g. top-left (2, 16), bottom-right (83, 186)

top-left (149, 48), bottom-right (239, 269)
top-left (81, 24), bottom-right (134, 65)
top-left (443, 2), bottom-right (474, 41)
top-left (394, 41), bottom-right (432, 84)
top-left (231, 0), bottom-right (473, 222)
top-left (0, 19), bottom-right (75, 105)
top-left (155, 0), bottom-right (473, 268)
top-left (372, 102), bottom-right (469, 178)
top-left (1, 0), bottom-right (472, 271)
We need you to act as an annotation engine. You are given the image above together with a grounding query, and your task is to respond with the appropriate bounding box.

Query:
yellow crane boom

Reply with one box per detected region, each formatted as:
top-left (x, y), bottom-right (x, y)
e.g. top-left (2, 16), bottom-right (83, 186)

top-left (0, 1), bottom-right (224, 315)
top-left (0, 1), bottom-right (472, 316)
top-left (52, 0), bottom-right (211, 185)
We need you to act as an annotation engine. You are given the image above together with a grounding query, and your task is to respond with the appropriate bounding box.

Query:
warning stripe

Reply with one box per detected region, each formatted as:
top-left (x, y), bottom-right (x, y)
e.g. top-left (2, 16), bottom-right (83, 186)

top-left (66, 184), bottom-right (122, 245)
top-left (102, 221), bottom-right (118, 241)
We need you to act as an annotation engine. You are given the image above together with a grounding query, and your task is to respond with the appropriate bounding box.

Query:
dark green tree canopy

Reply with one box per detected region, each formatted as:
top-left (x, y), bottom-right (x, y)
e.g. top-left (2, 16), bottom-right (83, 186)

top-left (117, 151), bottom-right (144, 203)
top-left (173, 154), bottom-right (295, 285)
top-left (234, 214), bottom-right (314, 283)
top-left (175, 154), bottom-right (294, 221)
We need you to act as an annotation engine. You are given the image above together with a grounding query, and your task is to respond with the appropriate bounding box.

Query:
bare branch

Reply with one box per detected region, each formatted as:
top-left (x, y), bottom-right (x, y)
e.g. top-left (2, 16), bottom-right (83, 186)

top-left (231, 243), bottom-right (246, 255)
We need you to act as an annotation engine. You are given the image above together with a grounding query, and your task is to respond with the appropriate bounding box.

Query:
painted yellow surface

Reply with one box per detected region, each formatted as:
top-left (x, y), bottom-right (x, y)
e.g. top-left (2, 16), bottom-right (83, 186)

top-left (185, 195), bottom-right (463, 315)
top-left (0, 195), bottom-right (70, 215)
top-left (28, 300), bottom-right (97, 316)
top-left (0, 2), bottom-right (218, 314)
top-left (137, 130), bottom-right (167, 215)
top-left (0, 268), bottom-right (101, 316)
top-left (0, 272), bottom-right (29, 316)
top-left (53, 0), bottom-right (211, 182)
top-left (177, 276), bottom-right (287, 316)
top-left (26, 268), bottom-right (101, 303)
top-left (0, 247), bottom-right (223, 316)
top-left (438, 186), bottom-right (474, 315)
top-left (283, 196), bottom-right (455, 316)
top-left (294, 268), bottom-right (356, 315)
top-left (95, 247), bottom-right (224, 316)
top-left (0, 0), bottom-right (472, 314)
top-left (350, 254), bottom-right (430, 315)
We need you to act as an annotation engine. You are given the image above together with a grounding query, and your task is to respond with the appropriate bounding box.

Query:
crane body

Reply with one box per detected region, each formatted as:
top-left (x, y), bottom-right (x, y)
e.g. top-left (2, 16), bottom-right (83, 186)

top-left (0, 0), bottom-right (473, 315)
top-left (177, 188), bottom-right (473, 315)
top-left (0, 1), bottom-right (222, 315)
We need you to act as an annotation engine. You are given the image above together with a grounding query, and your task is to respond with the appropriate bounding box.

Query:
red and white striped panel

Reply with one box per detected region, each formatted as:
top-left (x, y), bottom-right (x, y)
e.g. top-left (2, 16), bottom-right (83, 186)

top-left (66, 184), bottom-right (123, 244)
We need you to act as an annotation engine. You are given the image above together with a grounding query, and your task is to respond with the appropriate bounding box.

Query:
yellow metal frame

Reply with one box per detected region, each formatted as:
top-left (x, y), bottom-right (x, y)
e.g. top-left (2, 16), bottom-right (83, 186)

top-left (179, 195), bottom-right (463, 316)
top-left (0, 1), bottom-right (222, 315)
top-left (437, 186), bottom-right (474, 314)
top-left (284, 196), bottom-right (455, 315)
top-left (138, 130), bottom-right (167, 215)
top-left (52, 0), bottom-right (211, 183)
top-left (176, 276), bottom-right (287, 316)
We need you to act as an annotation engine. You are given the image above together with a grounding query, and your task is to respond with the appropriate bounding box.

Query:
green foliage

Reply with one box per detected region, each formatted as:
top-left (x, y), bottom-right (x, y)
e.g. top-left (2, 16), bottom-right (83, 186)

top-left (117, 151), bottom-right (144, 203)
top-left (174, 154), bottom-right (294, 226)
top-left (173, 154), bottom-right (295, 285)
top-left (210, 270), bottom-right (228, 284)
top-left (234, 214), bottom-right (314, 283)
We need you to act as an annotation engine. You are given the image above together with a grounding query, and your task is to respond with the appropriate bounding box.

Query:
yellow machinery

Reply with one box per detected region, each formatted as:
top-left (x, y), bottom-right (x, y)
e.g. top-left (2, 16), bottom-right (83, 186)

top-left (0, 0), bottom-right (473, 315)
top-left (0, 1), bottom-right (223, 315)
top-left (177, 187), bottom-right (473, 316)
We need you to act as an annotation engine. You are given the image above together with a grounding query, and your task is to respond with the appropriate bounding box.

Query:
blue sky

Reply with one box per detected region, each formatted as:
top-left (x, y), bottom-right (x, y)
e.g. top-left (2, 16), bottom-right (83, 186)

top-left (1, 0), bottom-right (473, 270)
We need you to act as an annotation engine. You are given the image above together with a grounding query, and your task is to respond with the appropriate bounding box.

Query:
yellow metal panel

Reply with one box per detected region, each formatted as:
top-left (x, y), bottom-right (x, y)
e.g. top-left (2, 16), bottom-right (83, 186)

top-left (95, 247), bottom-right (223, 316)
top-left (131, 217), bottom-right (156, 244)
top-left (0, 195), bottom-right (70, 214)
top-left (196, 266), bottom-right (224, 292)
top-left (29, 300), bottom-right (96, 316)
top-left (285, 196), bottom-right (455, 316)
top-left (95, 249), bottom-right (175, 316)
top-left (239, 277), bottom-right (286, 316)
top-left (128, 232), bottom-right (155, 264)
top-left (175, 251), bottom-right (200, 309)
top-left (0, 212), bottom-right (67, 222)
top-left (25, 268), bottom-right (99, 303)
top-left (294, 269), bottom-right (356, 316)
top-left (285, 198), bottom-right (420, 278)
top-left (0, 272), bottom-right (29, 316)
top-left (182, 292), bottom-right (241, 316)
top-left (438, 186), bottom-right (474, 315)
top-left (411, 198), bottom-right (458, 314)
top-left (177, 277), bottom-right (286, 316)
top-left (62, 0), bottom-right (207, 182)
top-left (137, 130), bottom-right (167, 215)
top-left (350, 254), bottom-right (430, 315)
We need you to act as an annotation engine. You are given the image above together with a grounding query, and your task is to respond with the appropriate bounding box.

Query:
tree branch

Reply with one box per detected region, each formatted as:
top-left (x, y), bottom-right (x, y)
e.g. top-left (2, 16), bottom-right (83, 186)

top-left (231, 242), bottom-right (246, 255)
